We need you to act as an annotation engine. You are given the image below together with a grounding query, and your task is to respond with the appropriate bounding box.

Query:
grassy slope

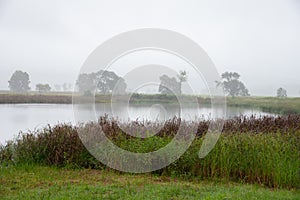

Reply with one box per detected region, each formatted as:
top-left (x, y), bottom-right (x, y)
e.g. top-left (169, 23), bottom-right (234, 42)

top-left (227, 96), bottom-right (300, 114)
top-left (0, 165), bottom-right (299, 200)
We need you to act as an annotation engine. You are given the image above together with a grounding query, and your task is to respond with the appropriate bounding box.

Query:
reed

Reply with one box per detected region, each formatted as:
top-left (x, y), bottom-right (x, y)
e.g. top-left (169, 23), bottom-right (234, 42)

top-left (1, 115), bottom-right (299, 189)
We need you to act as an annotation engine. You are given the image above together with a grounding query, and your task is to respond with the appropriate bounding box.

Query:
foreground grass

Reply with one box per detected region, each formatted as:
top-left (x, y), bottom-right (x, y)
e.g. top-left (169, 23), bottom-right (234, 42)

top-left (2, 116), bottom-right (299, 188)
top-left (0, 165), bottom-right (299, 200)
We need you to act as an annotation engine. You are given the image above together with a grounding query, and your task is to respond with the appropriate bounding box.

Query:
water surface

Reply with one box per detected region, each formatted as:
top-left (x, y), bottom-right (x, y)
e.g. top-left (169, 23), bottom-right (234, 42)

top-left (0, 103), bottom-right (274, 144)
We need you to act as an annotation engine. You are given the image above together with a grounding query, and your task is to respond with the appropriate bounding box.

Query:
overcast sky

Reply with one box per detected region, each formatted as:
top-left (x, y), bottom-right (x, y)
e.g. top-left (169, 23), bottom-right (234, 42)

top-left (0, 0), bottom-right (299, 96)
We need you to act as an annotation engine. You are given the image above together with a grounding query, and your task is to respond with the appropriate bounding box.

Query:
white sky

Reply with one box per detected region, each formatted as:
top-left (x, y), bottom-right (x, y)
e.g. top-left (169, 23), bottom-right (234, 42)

top-left (0, 0), bottom-right (299, 96)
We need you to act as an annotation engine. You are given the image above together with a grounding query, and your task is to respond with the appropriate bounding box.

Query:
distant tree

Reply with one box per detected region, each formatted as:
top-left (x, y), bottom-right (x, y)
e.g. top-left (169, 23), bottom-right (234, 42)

top-left (159, 74), bottom-right (180, 95)
top-left (62, 83), bottom-right (72, 92)
top-left (54, 84), bottom-right (61, 91)
top-left (113, 78), bottom-right (127, 94)
top-left (96, 70), bottom-right (126, 94)
top-left (76, 70), bottom-right (126, 94)
top-left (216, 72), bottom-right (249, 97)
top-left (36, 84), bottom-right (51, 93)
top-left (8, 70), bottom-right (30, 93)
top-left (177, 70), bottom-right (188, 95)
top-left (76, 73), bottom-right (97, 93)
top-left (277, 87), bottom-right (287, 98)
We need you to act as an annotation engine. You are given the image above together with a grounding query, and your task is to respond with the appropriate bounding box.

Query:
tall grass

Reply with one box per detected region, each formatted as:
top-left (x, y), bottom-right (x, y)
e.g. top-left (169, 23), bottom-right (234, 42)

top-left (0, 115), bottom-right (299, 189)
top-left (165, 132), bottom-right (299, 188)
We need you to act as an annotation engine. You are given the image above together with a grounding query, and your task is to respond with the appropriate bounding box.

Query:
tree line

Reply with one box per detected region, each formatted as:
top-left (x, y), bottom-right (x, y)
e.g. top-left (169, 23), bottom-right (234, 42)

top-left (7, 70), bottom-right (72, 93)
top-left (7, 70), bottom-right (290, 97)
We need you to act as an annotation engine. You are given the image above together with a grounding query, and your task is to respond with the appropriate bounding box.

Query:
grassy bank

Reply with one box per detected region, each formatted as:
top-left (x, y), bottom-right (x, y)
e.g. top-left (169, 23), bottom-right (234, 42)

top-left (130, 94), bottom-right (300, 114)
top-left (227, 96), bottom-right (300, 115)
top-left (1, 165), bottom-right (299, 200)
top-left (1, 116), bottom-right (299, 189)
top-left (0, 92), bottom-right (72, 104)
top-left (0, 92), bottom-right (300, 114)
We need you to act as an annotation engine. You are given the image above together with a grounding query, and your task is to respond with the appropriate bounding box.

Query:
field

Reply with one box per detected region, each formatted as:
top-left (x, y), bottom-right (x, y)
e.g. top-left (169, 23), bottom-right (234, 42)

top-left (1, 165), bottom-right (299, 200)
top-left (0, 92), bottom-right (73, 104)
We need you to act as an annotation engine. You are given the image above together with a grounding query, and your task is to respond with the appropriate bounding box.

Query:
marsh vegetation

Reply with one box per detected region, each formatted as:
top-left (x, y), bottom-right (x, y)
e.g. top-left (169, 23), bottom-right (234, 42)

top-left (1, 115), bottom-right (299, 189)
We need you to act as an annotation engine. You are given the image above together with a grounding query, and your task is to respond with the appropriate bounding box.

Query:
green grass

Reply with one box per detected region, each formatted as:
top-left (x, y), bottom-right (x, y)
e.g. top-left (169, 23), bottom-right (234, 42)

top-left (0, 165), bottom-right (299, 200)
top-left (227, 96), bottom-right (300, 114)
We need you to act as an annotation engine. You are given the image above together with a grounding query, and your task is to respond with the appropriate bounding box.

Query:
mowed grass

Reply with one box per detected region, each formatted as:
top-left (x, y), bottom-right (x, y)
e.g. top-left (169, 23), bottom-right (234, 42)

top-left (0, 165), bottom-right (299, 200)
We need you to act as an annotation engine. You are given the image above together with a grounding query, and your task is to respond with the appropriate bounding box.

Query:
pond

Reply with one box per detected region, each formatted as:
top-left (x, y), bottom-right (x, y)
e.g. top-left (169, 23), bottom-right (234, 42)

top-left (0, 103), bottom-right (274, 144)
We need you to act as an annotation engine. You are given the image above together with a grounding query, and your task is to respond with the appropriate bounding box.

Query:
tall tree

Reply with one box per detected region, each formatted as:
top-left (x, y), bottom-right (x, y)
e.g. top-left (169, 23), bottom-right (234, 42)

top-left (96, 70), bottom-right (126, 94)
top-left (177, 70), bottom-right (188, 95)
top-left (217, 72), bottom-right (249, 97)
top-left (113, 78), bottom-right (127, 94)
top-left (159, 74), bottom-right (180, 95)
top-left (8, 70), bottom-right (30, 93)
top-left (76, 70), bottom-right (126, 94)
top-left (76, 72), bottom-right (97, 93)
top-left (277, 87), bottom-right (287, 98)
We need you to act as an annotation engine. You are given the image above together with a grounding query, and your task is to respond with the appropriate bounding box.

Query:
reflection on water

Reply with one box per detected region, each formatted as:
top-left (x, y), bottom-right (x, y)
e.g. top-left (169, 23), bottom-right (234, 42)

top-left (0, 103), bottom-right (274, 144)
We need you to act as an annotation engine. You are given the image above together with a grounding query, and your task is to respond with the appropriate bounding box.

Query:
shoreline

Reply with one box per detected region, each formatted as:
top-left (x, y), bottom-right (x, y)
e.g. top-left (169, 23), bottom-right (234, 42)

top-left (0, 93), bottom-right (299, 114)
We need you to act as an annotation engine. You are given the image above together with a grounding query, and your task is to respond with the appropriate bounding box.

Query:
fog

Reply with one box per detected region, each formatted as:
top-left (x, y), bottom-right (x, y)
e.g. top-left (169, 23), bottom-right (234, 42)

top-left (0, 0), bottom-right (299, 96)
